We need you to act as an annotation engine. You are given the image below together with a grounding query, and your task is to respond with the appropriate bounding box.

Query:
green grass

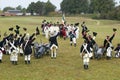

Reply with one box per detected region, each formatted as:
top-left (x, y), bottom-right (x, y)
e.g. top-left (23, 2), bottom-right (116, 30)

top-left (0, 16), bottom-right (120, 80)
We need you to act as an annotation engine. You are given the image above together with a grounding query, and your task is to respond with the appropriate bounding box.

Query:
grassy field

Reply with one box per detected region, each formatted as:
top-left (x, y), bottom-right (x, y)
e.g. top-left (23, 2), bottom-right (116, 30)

top-left (0, 16), bottom-right (120, 80)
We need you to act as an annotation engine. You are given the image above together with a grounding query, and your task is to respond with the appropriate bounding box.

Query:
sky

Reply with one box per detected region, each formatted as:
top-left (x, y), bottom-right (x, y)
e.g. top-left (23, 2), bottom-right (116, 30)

top-left (0, 0), bottom-right (120, 10)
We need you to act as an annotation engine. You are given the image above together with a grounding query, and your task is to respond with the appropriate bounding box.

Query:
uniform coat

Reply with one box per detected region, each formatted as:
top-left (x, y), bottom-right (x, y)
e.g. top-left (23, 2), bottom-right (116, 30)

top-left (22, 33), bottom-right (36, 55)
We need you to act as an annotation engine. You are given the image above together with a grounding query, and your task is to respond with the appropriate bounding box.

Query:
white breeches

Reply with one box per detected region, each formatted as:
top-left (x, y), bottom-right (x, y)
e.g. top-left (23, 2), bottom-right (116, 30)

top-left (72, 38), bottom-right (76, 44)
top-left (19, 48), bottom-right (23, 54)
top-left (106, 52), bottom-right (112, 57)
top-left (83, 54), bottom-right (90, 65)
top-left (0, 51), bottom-right (3, 60)
top-left (50, 44), bottom-right (58, 50)
top-left (25, 55), bottom-right (31, 61)
top-left (10, 53), bottom-right (18, 61)
top-left (50, 44), bottom-right (58, 58)
top-left (89, 52), bottom-right (93, 58)
top-left (45, 31), bottom-right (49, 39)
top-left (76, 32), bottom-right (79, 39)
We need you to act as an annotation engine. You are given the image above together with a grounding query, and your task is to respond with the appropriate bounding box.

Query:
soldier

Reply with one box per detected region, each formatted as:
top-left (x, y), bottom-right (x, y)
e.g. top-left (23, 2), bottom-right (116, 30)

top-left (114, 44), bottom-right (120, 58)
top-left (49, 31), bottom-right (59, 59)
top-left (22, 33), bottom-right (36, 64)
top-left (18, 34), bottom-right (25, 56)
top-left (81, 21), bottom-right (89, 38)
top-left (6, 38), bottom-right (19, 65)
top-left (103, 29), bottom-right (117, 49)
top-left (69, 31), bottom-right (76, 47)
top-left (80, 40), bottom-right (91, 69)
top-left (74, 23), bottom-right (80, 39)
top-left (103, 28), bottom-right (117, 57)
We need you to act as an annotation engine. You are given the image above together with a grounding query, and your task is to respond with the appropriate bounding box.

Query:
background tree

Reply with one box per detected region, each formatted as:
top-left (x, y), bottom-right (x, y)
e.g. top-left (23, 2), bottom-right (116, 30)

top-left (89, 0), bottom-right (115, 19)
top-left (21, 8), bottom-right (27, 16)
top-left (27, 2), bottom-right (36, 15)
top-left (16, 5), bottom-right (22, 10)
top-left (27, 0), bottom-right (56, 16)
top-left (3, 7), bottom-right (15, 12)
top-left (34, 1), bottom-right (45, 15)
top-left (60, 0), bottom-right (89, 14)
top-left (44, 0), bottom-right (56, 15)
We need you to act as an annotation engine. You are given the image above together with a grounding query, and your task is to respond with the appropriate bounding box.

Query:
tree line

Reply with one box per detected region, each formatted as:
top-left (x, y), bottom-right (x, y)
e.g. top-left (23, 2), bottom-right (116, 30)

top-left (2, 0), bottom-right (56, 16)
top-left (61, 0), bottom-right (120, 20)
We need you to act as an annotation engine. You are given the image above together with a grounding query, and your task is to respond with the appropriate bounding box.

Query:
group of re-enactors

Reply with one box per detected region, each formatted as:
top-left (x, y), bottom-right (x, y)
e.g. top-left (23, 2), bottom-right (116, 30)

top-left (80, 21), bottom-right (119, 70)
top-left (0, 25), bottom-right (38, 65)
top-left (0, 21), bottom-right (120, 71)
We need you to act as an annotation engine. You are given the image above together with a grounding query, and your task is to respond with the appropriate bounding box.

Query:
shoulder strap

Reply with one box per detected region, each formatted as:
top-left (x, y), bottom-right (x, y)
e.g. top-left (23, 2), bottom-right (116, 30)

top-left (24, 40), bottom-right (29, 50)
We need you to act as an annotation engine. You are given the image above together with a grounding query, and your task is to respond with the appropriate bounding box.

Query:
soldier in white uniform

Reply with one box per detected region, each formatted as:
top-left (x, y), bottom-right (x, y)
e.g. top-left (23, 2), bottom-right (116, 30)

top-left (74, 23), bottom-right (80, 39)
top-left (6, 39), bottom-right (19, 65)
top-left (80, 40), bottom-right (90, 69)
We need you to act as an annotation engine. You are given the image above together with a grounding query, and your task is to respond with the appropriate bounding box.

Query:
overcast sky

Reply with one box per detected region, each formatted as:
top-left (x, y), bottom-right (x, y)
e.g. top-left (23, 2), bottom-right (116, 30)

top-left (0, 0), bottom-right (120, 10)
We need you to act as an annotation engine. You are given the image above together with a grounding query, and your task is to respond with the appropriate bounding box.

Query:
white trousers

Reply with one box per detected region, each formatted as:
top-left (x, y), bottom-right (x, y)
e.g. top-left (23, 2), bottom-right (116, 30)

top-left (83, 54), bottom-right (90, 65)
top-left (19, 48), bottom-right (23, 54)
top-left (106, 52), bottom-right (112, 57)
top-left (89, 52), bottom-right (93, 58)
top-left (50, 44), bottom-right (57, 58)
top-left (25, 55), bottom-right (31, 61)
top-left (10, 53), bottom-right (18, 61)
top-left (72, 37), bottom-right (76, 44)
top-left (0, 51), bottom-right (3, 60)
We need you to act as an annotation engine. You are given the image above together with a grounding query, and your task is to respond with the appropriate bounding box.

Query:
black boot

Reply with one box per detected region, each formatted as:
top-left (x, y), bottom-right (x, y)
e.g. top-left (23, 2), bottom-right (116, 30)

top-left (0, 60), bottom-right (2, 63)
top-left (20, 53), bottom-right (23, 56)
top-left (74, 43), bottom-right (76, 47)
top-left (84, 65), bottom-right (88, 69)
top-left (84, 65), bottom-right (87, 69)
top-left (86, 65), bottom-right (89, 69)
top-left (90, 57), bottom-right (93, 59)
top-left (106, 56), bottom-right (110, 60)
top-left (25, 61), bottom-right (27, 64)
top-left (15, 61), bottom-right (18, 65)
top-left (12, 61), bottom-right (14, 64)
top-left (28, 61), bottom-right (30, 64)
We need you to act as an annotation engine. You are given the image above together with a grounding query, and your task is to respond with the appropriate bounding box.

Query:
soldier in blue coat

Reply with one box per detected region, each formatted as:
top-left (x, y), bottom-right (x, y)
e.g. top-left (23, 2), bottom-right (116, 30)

top-left (49, 31), bottom-right (59, 59)
top-left (22, 33), bottom-right (36, 64)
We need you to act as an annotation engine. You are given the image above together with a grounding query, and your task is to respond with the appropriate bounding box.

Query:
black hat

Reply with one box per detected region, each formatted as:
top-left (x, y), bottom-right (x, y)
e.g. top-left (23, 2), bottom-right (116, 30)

top-left (36, 27), bottom-right (40, 35)
top-left (93, 32), bottom-right (97, 36)
top-left (113, 28), bottom-right (117, 32)
top-left (14, 30), bottom-right (19, 34)
top-left (84, 40), bottom-right (87, 43)
top-left (16, 25), bottom-right (20, 29)
top-left (23, 28), bottom-right (27, 31)
top-left (75, 23), bottom-right (79, 26)
top-left (9, 27), bottom-right (14, 31)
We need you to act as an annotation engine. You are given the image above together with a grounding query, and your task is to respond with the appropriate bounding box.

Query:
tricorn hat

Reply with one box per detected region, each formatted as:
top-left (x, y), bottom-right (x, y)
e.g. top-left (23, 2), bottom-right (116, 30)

top-left (93, 32), bottom-right (97, 36)
top-left (113, 28), bottom-right (117, 32)
top-left (16, 25), bottom-right (20, 29)
top-left (23, 27), bottom-right (27, 31)
top-left (9, 27), bottom-right (14, 31)
top-left (14, 30), bottom-right (19, 34)
top-left (75, 23), bottom-right (79, 26)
